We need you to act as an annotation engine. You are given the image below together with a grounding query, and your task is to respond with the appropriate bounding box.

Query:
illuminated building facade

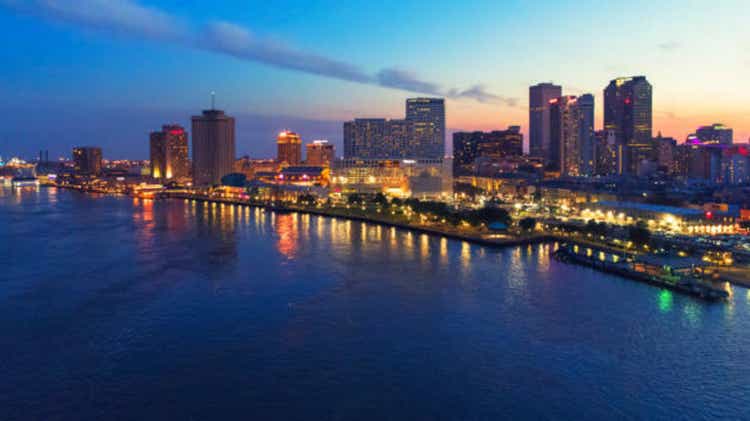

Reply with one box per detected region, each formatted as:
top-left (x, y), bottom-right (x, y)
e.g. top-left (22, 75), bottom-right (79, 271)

top-left (694, 123), bottom-right (733, 145)
top-left (529, 82), bottom-right (562, 160)
top-left (343, 118), bottom-right (413, 159)
top-left (584, 201), bottom-right (737, 234)
top-left (452, 126), bottom-right (524, 176)
top-left (234, 157), bottom-right (278, 179)
top-left (72, 146), bottom-right (102, 175)
top-left (278, 166), bottom-right (329, 187)
top-left (305, 140), bottom-right (335, 167)
top-left (549, 94), bottom-right (595, 177)
top-left (149, 125), bottom-right (189, 180)
top-left (604, 76), bottom-right (653, 175)
top-left (723, 145), bottom-right (750, 184)
top-left (344, 98), bottom-right (445, 160)
top-left (277, 131), bottom-right (302, 166)
top-left (191, 109), bottom-right (235, 186)
top-left (406, 98), bottom-right (445, 159)
top-left (344, 118), bottom-right (388, 159)
top-left (331, 158), bottom-right (452, 198)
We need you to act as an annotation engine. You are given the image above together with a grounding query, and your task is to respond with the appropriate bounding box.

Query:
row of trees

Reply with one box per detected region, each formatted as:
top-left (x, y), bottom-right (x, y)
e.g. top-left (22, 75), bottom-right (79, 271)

top-left (402, 198), bottom-right (512, 228)
top-left (302, 192), bottom-right (656, 244)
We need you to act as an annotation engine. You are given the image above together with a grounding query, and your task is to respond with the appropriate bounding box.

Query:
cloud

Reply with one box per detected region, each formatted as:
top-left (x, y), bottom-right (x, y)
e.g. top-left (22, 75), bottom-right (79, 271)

top-left (202, 22), bottom-right (372, 84)
top-left (658, 41), bottom-right (682, 52)
top-left (0, 0), bottom-right (512, 105)
top-left (447, 85), bottom-right (519, 106)
top-left (376, 68), bottom-right (441, 95)
top-left (3, 0), bottom-right (187, 41)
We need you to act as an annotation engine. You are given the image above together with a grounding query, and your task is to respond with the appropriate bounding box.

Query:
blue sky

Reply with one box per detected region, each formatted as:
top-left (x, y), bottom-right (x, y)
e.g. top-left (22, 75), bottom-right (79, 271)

top-left (0, 0), bottom-right (748, 159)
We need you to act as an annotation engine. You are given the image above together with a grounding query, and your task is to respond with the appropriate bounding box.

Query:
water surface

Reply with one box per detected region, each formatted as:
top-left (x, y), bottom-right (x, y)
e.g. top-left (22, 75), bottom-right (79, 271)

top-left (1, 188), bottom-right (748, 420)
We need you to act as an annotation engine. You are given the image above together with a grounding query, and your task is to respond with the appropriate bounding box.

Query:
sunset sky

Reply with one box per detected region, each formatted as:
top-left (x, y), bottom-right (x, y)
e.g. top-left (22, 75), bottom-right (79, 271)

top-left (1, 0), bottom-right (748, 159)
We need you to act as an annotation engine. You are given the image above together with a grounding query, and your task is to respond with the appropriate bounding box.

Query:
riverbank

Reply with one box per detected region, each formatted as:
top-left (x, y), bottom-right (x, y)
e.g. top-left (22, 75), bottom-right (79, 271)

top-left (167, 192), bottom-right (555, 248)
top-left (48, 186), bottom-right (746, 294)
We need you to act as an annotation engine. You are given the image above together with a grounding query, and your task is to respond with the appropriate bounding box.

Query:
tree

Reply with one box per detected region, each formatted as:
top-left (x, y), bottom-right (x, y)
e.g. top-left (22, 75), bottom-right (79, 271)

top-left (519, 217), bottom-right (537, 232)
top-left (740, 220), bottom-right (750, 230)
top-left (347, 194), bottom-right (363, 205)
top-left (628, 221), bottom-right (652, 246)
top-left (372, 192), bottom-right (389, 207)
top-left (464, 206), bottom-right (511, 227)
top-left (298, 194), bottom-right (316, 206)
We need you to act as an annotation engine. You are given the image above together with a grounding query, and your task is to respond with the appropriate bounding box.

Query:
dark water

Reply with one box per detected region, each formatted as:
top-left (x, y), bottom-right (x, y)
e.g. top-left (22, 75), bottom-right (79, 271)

top-left (1, 188), bottom-right (749, 420)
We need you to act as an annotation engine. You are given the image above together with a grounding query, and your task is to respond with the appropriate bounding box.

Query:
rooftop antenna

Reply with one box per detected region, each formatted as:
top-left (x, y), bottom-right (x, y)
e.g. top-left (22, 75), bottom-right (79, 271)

top-left (211, 91), bottom-right (216, 110)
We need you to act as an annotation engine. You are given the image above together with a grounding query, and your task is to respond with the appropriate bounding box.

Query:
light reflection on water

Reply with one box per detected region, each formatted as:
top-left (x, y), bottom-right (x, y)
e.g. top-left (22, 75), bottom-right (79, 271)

top-left (3, 189), bottom-right (750, 420)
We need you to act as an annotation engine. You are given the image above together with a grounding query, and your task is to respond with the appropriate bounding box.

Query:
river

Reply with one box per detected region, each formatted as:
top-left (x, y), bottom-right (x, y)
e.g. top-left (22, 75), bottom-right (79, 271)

top-left (1, 187), bottom-right (748, 420)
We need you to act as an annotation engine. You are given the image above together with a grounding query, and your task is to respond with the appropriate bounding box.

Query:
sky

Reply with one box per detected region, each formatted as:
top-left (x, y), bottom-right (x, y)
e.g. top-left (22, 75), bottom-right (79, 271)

top-left (0, 0), bottom-right (748, 160)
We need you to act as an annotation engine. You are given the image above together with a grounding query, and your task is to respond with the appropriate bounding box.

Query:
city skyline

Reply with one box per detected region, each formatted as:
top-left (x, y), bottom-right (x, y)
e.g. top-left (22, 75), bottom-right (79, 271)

top-left (1, 0), bottom-right (748, 159)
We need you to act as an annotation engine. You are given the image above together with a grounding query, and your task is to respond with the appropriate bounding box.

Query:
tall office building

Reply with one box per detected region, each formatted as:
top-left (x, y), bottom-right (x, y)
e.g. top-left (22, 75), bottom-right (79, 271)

top-left (405, 98), bottom-right (445, 158)
top-left (529, 83), bottom-right (562, 160)
top-left (191, 109), bottom-right (235, 186)
top-left (149, 124), bottom-right (189, 180)
top-left (603, 76), bottom-right (653, 175)
top-left (72, 146), bottom-right (102, 175)
top-left (277, 131), bottom-right (302, 166)
top-left (577, 94), bottom-right (596, 176)
top-left (306, 140), bottom-right (335, 167)
top-left (549, 94), bottom-right (595, 177)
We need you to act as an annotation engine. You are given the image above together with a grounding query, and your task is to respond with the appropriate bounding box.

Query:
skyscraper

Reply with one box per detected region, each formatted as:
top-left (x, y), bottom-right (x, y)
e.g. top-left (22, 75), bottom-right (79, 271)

top-left (149, 124), bottom-right (189, 180)
top-left (577, 94), bottom-right (596, 176)
top-left (549, 94), bottom-right (595, 177)
top-left (191, 109), bottom-right (235, 186)
top-left (529, 83), bottom-right (562, 160)
top-left (405, 98), bottom-right (445, 158)
top-left (603, 76), bottom-right (653, 175)
top-left (306, 140), bottom-right (335, 167)
top-left (72, 146), bottom-right (102, 175)
top-left (277, 131), bottom-right (302, 166)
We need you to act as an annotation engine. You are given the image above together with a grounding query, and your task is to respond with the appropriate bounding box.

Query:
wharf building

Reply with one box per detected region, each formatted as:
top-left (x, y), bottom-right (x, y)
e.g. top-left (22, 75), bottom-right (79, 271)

top-left (149, 125), bottom-right (189, 181)
top-left (191, 109), bottom-right (235, 186)
top-left (582, 201), bottom-right (738, 235)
